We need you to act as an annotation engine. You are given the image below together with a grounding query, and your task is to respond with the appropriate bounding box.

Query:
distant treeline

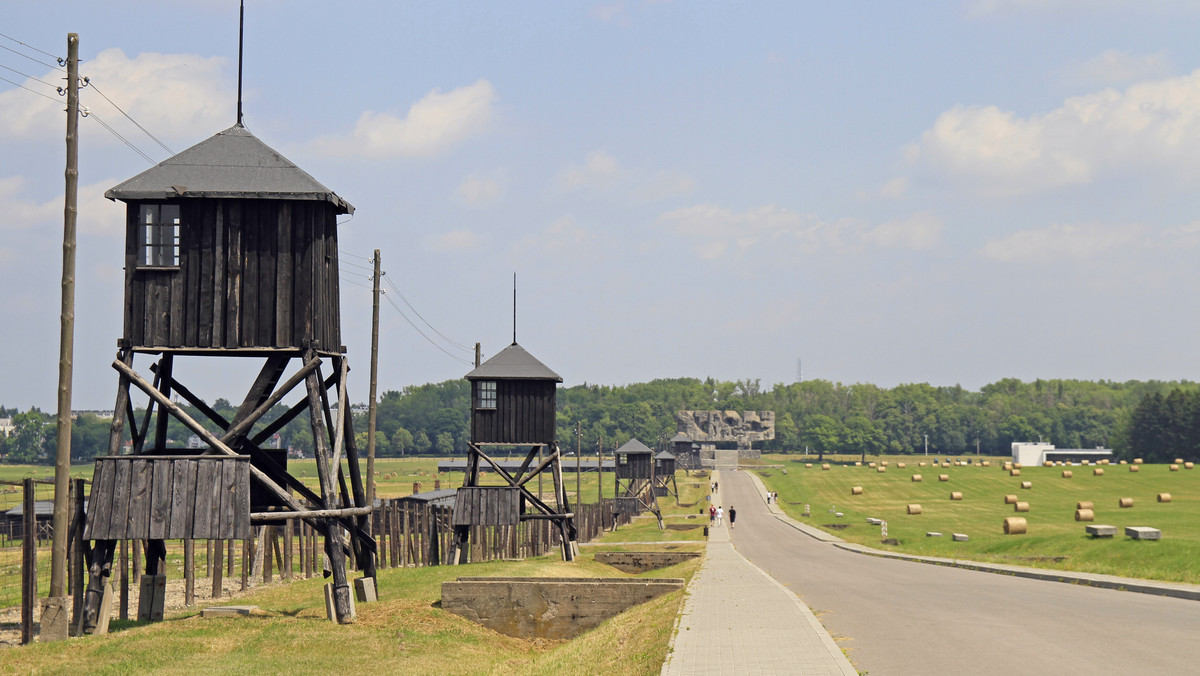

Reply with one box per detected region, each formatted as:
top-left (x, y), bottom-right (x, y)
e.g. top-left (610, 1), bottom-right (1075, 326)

top-left (4, 377), bottom-right (1199, 464)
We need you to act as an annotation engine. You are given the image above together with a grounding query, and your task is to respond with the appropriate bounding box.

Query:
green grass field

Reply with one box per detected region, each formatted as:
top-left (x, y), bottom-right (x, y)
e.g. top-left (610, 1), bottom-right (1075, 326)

top-left (2, 549), bottom-right (700, 675)
top-left (756, 456), bottom-right (1200, 584)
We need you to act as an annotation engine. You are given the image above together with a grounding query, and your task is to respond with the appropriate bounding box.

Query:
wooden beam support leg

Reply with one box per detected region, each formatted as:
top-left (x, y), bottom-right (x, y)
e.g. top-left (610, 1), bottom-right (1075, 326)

top-left (80, 540), bottom-right (115, 634)
top-left (305, 355), bottom-right (353, 623)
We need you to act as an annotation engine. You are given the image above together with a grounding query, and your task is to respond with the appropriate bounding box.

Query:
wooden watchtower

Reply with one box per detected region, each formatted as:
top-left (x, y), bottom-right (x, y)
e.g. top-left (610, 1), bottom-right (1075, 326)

top-left (452, 342), bottom-right (577, 562)
top-left (614, 439), bottom-right (662, 527)
top-left (671, 432), bottom-right (699, 470)
top-left (653, 450), bottom-right (678, 498)
top-left (81, 122), bottom-right (374, 629)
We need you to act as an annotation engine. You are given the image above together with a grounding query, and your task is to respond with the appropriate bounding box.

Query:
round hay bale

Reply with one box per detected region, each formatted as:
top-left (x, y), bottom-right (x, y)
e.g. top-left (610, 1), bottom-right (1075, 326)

top-left (1075, 508), bottom-right (1094, 522)
top-left (1043, 461), bottom-right (1054, 467)
top-left (1013, 463), bottom-right (1023, 469)
top-left (981, 460), bottom-right (991, 467)
top-left (896, 462), bottom-right (906, 468)
top-left (1014, 501), bottom-right (1030, 512)
top-left (1093, 468), bottom-right (1105, 476)
top-left (939, 474), bottom-right (950, 482)
top-left (950, 491), bottom-right (963, 500)
top-left (1081, 460), bottom-right (1090, 465)
top-left (1187, 462), bottom-right (1195, 469)
top-left (907, 504), bottom-right (922, 515)
top-left (1100, 459), bottom-right (1110, 465)
top-left (912, 474), bottom-right (923, 482)
top-left (822, 463), bottom-right (831, 471)
top-left (1010, 469), bottom-right (1022, 477)
top-left (881, 461), bottom-right (889, 467)
top-left (1119, 497), bottom-right (1134, 508)
top-left (919, 461), bottom-right (927, 467)
top-left (1133, 458), bottom-right (1144, 465)
top-left (805, 463), bottom-right (813, 468)
top-left (1158, 493), bottom-right (1172, 503)
top-left (877, 466), bottom-right (887, 473)
top-left (854, 461), bottom-right (862, 467)
top-left (1170, 464), bottom-right (1180, 471)
top-left (1021, 481), bottom-right (1032, 489)
top-left (1003, 462), bottom-right (1012, 471)
top-left (1004, 517), bottom-right (1027, 535)
top-left (941, 462), bottom-right (951, 468)
top-left (1004, 494), bottom-right (1018, 504)
top-left (851, 486), bottom-right (864, 495)
top-left (1076, 501), bottom-right (1094, 510)
top-left (868, 462), bottom-right (876, 468)
top-left (1175, 458), bottom-right (1185, 464)
top-left (1119, 460), bottom-right (1128, 465)
top-left (1061, 470), bottom-right (1073, 478)
top-left (1129, 465), bottom-right (1140, 473)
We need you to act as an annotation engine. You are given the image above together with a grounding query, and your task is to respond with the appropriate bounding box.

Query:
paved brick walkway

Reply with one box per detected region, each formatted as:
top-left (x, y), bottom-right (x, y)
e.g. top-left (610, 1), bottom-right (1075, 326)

top-left (661, 472), bottom-right (856, 675)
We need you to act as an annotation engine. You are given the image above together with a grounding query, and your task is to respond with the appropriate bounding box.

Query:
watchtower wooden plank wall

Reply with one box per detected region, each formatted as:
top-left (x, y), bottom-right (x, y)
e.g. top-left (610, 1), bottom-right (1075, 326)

top-left (123, 199), bottom-right (340, 351)
top-left (81, 124), bottom-right (374, 632)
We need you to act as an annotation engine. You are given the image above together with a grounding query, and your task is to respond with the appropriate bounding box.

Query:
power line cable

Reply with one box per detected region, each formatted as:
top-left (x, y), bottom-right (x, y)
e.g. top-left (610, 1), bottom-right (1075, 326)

top-left (383, 274), bottom-right (472, 352)
top-left (0, 63), bottom-right (58, 89)
top-left (0, 73), bottom-right (60, 103)
top-left (0, 32), bottom-right (62, 62)
top-left (83, 80), bottom-right (174, 155)
top-left (87, 111), bottom-right (155, 164)
top-left (382, 292), bottom-right (472, 365)
top-left (0, 42), bottom-right (62, 71)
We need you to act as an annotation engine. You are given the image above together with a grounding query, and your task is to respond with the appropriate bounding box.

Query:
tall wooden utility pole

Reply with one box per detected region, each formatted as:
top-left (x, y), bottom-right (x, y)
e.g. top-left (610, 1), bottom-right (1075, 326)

top-left (46, 32), bottom-right (79, 642)
top-left (366, 250), bottom-right (381, 511)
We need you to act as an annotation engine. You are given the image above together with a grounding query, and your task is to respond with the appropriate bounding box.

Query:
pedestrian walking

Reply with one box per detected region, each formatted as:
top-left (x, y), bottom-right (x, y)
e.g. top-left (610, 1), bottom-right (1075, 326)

top-left (709, 504), bottom-right (716, 525)
top-left (729, 506), bottom-right (737, 529)
top-left (716, 505), bottom-right (724, 526)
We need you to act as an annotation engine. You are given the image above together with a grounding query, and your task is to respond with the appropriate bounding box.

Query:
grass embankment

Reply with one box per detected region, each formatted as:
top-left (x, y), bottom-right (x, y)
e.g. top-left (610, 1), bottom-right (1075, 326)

top-left (758, 457), bottom-right (1200, 584)
top-left (3, 549), bottom-right (700, 675)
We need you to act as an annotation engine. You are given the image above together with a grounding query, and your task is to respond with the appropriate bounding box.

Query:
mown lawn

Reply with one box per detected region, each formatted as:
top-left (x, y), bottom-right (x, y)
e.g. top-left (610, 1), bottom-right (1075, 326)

top-left (757, 456), bottom-right (1200, 584)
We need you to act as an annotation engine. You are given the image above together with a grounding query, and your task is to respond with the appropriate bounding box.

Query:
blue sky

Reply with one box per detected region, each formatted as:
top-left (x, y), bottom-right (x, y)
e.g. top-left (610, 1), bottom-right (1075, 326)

top-left (4, 0), bottom-right (1200, 410)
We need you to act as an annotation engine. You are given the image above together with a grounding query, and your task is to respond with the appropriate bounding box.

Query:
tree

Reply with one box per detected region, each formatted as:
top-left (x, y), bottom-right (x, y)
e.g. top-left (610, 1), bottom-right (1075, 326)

top-left (7, 410), bottom-right (49, 464)
top-left (435, 432), bottom-right (454, 455)
top-left (390, 427), bottom-right (413, 457)
top-left (413, 431), bottom-right (431, 455)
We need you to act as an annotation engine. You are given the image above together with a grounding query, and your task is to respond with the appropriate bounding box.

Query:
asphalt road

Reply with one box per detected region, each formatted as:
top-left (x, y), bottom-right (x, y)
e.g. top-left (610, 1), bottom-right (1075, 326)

top-left (724, 469), bottom-right (1200, 675)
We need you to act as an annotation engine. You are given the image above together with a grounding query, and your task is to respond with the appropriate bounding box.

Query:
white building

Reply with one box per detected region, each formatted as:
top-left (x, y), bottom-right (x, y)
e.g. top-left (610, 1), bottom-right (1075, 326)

top-left (1012, 441), bottom-right (1113, 465)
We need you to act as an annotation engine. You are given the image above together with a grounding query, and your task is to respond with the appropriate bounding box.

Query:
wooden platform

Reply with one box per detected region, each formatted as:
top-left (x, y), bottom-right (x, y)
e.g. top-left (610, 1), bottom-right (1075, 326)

top-left (84, 455), bottom-right (252, 541)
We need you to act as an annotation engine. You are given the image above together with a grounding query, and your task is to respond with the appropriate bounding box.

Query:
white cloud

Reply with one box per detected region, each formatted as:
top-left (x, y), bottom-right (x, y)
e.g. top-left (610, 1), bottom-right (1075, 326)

top-left (905, 69), bottom-right (1200, 196)
top-left (0, 177), bottom-right (59, 230)
top-left (658, 204), bottom-right (934, 259)
top-left (311, 80), bottom-right (495, 159)
top-left (457, 172), bottom-right (505, 206)
top-left (862, 212), bottom-right (943, 250)
top-left (560, 150), bottom-right (621, 190)
top-left (0, 176), bottom-right (126, 237)
top-left (635, 170), bottom-right (696, 202)
top-left (980, 223), bottom-right (1148, 263)
top-left (1061, 50), bottom-right (1173, 88)
top-left (0, 48), bottom-right (228, 146)
top-left (590, 2), bottom-right (628, 24)
top-left (510, 217), bottom-right (597, 263)
top-left (425, 229), bottom-right (480, 251)
top-left (878, 176), bottom-right (909, 198)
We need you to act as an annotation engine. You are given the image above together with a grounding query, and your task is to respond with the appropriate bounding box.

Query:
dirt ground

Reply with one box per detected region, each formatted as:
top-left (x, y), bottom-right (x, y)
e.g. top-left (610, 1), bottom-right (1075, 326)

top-left (1, 568), bottom-right (306, 648)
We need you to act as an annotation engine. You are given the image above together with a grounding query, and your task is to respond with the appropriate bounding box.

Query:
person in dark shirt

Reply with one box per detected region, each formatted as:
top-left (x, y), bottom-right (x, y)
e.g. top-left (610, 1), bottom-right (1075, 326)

top-left (729, 506), bottom-right (737, 529)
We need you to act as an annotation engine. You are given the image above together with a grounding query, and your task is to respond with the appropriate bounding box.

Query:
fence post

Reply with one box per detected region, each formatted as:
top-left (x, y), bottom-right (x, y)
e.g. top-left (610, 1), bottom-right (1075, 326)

top-left (212, 539), bottom-right (224, 599)
top-left (184, 540), bottom-right (195, 606)
top-left (21, 478), bottom-right (36, 645)
top-left (69, 478), bottom-right (86, 634)
top-left (119, 539), bottom-right (129, 620)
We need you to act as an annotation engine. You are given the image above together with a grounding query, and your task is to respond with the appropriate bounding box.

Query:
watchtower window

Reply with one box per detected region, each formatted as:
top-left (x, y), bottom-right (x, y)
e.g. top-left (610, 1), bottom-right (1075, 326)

top-left (138, 204), bottom-right (180, 267)
top-left (477, 381), bottom-right (497, 410)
